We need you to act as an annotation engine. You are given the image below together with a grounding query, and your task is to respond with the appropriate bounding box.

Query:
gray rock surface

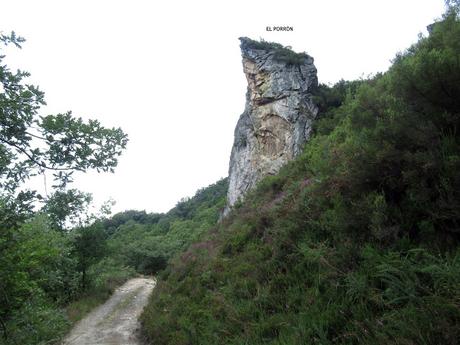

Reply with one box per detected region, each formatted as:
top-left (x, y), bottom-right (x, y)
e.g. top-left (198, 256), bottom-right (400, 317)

top-left (225, 37), bottom-right (318, 213)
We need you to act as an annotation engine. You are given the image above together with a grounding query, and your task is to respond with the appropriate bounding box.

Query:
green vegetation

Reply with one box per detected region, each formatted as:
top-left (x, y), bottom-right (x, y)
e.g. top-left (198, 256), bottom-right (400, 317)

top-left (0, 32), bottom-right (131, 344)
top-left (102, 178), bottom-right (228, 275)
top-left (2, 4), bottom-right (460, 345)
top-left (0, 29), bottom-right (227, 344)
top-left (141, 8), bottom-right (460, 345)
top-left (241, 37), bottom-right (310, 65)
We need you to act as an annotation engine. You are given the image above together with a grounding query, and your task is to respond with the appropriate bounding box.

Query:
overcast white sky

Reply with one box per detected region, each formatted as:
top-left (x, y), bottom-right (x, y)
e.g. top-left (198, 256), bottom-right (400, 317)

top-left (1, 0), bottom-right (446, 214)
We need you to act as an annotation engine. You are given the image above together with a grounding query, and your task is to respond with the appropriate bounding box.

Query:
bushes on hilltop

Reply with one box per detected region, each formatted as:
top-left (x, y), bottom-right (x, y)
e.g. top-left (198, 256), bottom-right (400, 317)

top-left (241, 37), bottom-right (310, 65)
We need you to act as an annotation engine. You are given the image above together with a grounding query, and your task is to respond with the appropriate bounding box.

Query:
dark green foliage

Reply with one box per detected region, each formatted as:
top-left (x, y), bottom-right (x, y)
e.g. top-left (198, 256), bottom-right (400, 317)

top-left (141, 9), bottom-right (460, 345)
top-left (65, 257), bottom-right (135, 324)
top-left (1, 295), bottom-right (70, 345)
top-left (240, 37), bottom-right (310, 65)
top-left (72, 223), bottom-right (108, 289)
top-left (167, 178), bottom-right (228, 220)
top-left (102, 210), bottom-right (163, 235)
top-left (0, 216), bottom-right (78, 344)
top-left (312, 79), bottom-right (364, 134)
top-left (103, 178), bottom-right (228, 275)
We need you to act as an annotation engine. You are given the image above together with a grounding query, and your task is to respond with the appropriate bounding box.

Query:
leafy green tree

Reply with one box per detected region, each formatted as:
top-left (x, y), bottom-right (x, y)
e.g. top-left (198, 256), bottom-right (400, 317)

top-left (0, 32), bottom-right (128, 343)
top-left (72, 223), bottom-right (108, 290)
top-left (43, 189), bottom-right (92, 230)
top-left (0, 32), bottom-right (128, 222)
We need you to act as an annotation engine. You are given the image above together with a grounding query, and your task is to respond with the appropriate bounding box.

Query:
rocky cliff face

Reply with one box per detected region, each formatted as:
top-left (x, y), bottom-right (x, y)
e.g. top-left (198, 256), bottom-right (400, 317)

top-left (225, 37), bottom-right (318, 212)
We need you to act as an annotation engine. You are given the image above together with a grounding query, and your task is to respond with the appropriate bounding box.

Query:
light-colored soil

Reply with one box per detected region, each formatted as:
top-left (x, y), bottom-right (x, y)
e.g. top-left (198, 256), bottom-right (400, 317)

top-left (62, 277), bottom-right (156, 345)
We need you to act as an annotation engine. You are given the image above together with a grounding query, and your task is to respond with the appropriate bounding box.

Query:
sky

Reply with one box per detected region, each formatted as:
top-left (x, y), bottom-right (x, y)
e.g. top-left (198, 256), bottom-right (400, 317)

top-left (1, 0), bottom-right (446, 214)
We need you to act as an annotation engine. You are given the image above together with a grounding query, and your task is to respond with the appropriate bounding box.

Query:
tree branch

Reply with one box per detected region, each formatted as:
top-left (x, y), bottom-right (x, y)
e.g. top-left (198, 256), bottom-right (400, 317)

top-left (0, 315), bottom-right (7, 340)
top-left (25, 131), bottom-right (47, 141)
top-left (0, 137), bottom-right (73, 171)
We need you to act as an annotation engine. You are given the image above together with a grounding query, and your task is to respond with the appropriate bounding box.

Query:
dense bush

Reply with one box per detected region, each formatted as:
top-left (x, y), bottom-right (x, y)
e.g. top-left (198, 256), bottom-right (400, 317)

top-left (0, 216), bottom-right (77, 344)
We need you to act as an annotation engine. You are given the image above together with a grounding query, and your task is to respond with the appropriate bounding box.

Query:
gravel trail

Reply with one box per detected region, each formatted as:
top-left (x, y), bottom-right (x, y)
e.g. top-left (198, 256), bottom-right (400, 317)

top-left (62, 277), bottom-right (155, 345)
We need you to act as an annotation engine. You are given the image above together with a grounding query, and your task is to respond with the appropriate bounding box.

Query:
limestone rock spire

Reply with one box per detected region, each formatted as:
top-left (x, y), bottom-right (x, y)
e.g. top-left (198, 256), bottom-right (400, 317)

top-left (225, 37), bottom-right (318, 214)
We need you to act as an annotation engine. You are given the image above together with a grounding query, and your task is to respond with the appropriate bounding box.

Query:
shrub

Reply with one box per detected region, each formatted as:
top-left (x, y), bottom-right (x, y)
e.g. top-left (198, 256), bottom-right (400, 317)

top-left (241, 37), bottom-right (310, 66)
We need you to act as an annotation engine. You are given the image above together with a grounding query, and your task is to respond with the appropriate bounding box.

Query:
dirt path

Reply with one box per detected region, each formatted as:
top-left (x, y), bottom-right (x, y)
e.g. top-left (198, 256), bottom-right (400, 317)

top-left (62, 277), bottom-right (156, 345)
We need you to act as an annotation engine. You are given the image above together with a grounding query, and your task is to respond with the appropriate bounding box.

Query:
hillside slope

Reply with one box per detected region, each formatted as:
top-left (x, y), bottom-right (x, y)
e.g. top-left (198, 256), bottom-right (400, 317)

top-left (140, 10), bottom-right (460, 345)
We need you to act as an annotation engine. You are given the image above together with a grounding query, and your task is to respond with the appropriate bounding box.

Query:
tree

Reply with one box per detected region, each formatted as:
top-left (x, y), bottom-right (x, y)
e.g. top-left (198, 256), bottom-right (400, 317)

top-left (43, 189), bottom-right (92, 230)
top-left (72, 223), bottom-right (107, 290)
top-left (0, 32), bottom-right (128, 341)
top-left (0, 32), bottom-right (128, 224)
top-left (445, 0), bottom-right (460, 11)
